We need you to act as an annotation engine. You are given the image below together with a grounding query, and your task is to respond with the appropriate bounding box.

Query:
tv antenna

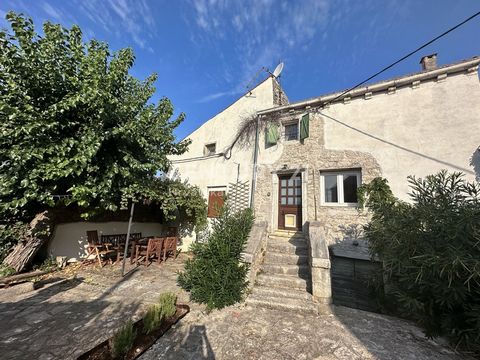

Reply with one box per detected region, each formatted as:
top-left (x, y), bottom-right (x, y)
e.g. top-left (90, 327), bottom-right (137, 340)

top-left (245, 62), bottom-right (284, 95)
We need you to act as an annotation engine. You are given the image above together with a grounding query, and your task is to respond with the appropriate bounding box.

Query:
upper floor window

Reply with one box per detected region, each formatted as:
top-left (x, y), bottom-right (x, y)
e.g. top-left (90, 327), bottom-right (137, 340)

top-left (204, 142), bottom-right (216, 156)
top-left (284, 123), bottom-right (298, 141)
top-left (320, 170), bottom-right (361, 205)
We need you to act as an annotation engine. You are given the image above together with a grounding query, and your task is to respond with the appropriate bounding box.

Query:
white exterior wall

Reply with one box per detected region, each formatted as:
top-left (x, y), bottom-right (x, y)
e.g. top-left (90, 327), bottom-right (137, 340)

top-left (171, 77), bottom-right (278, 190)
top-left (323, 71), bottom-right (480, 200)
top-left (47, 222), bottom-right (164, 262)
top-left (169, 77), bottom-right (279, 248)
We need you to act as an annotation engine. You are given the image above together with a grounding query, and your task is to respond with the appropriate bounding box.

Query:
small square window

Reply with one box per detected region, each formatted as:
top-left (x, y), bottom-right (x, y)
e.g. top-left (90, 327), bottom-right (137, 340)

top-left (320, 170), bottom-right (361, 205)
top-left (284, 123), bottom-right (298, 141)
top-left (204, 143), bottom-right (216, 156)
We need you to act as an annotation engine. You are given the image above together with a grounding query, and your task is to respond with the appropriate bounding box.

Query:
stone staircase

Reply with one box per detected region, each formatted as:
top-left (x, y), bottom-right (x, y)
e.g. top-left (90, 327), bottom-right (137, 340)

top-left (246, 230), bottom-right (320, 314)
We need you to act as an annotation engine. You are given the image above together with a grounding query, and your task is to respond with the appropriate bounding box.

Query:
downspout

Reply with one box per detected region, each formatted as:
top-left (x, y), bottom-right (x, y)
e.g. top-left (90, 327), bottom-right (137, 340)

top-left (250, 115), bottom-right (260, 210)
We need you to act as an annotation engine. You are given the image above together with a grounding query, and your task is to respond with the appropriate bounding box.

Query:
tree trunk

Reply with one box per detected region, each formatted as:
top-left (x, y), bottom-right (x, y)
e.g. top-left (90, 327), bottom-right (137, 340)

top-left (3, 211), bottom-right (55, 273)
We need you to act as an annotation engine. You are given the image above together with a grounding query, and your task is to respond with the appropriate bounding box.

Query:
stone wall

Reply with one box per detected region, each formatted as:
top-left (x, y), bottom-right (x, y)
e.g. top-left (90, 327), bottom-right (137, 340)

top-left (253, 112), bottom-right (381, 245)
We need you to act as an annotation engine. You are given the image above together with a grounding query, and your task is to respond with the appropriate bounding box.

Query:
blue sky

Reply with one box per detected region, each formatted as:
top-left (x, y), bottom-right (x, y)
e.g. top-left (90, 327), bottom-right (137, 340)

top-left (1, 1), bottom-right (479, 140)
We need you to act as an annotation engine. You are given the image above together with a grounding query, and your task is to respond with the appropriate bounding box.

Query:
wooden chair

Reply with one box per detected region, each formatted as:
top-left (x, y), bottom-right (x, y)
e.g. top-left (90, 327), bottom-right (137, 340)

top-left (85, 230), bottom-right (115, 267)
top-left (102, 233), bottom-right (142, 263)
top-left (162, 237), bottom-right (178, 261)
top-left (135, 237), bottom-right (163, 265)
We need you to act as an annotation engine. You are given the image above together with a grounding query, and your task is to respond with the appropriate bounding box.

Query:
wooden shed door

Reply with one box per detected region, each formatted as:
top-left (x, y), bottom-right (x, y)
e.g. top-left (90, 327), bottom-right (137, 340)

top-left (278, 174), bottom-right (302, 230)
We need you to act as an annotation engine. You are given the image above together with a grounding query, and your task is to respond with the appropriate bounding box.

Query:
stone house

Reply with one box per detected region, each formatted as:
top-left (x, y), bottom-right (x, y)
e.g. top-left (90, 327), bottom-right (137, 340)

top-left (170, 55), bottom-right (480, 312)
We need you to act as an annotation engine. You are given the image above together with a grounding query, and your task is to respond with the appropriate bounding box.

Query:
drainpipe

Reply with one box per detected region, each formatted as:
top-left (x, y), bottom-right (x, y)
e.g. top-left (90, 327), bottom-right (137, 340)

top-left (250, 115), bottom-right (260, 210)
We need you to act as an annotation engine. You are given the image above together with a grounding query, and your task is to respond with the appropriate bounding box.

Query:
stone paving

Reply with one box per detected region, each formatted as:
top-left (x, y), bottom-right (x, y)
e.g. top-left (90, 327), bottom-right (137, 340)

top-left (0, 256), bottom-right (191, 360)
top-left (0, 255), bottom-right (469, 360)
top-left (141, 305), bottom-right (467, 360)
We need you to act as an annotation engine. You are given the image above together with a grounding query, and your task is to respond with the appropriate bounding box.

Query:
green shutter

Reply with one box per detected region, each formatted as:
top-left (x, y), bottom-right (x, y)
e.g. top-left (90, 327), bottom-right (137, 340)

top-left (300, 113), bottom-right (310, 140)
top-left (266, 123), bottom-right (280, 145)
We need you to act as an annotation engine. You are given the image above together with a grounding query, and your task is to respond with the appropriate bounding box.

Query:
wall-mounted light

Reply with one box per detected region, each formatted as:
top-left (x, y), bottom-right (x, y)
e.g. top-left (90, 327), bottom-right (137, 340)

top-left (282, 164), bottom-right (288, 169)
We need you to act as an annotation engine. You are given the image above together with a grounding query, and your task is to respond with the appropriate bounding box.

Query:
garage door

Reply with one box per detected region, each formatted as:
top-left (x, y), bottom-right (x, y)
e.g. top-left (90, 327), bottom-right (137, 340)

top-left (331, 256), bottom-right (381, 312)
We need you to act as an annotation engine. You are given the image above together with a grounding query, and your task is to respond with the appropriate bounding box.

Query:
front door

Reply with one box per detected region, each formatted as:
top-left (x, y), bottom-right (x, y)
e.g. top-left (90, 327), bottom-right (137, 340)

top-left (278, 174), bottom-right (302, 230)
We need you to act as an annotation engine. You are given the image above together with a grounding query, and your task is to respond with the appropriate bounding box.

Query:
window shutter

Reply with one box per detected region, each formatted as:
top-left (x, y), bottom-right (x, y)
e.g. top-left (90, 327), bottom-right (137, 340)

top-left (300, 113), bottom-right (309, 140)
top-left (207, 191), bottom-right (225, 218)
top-left (266, 123), bottom-right (280, 145)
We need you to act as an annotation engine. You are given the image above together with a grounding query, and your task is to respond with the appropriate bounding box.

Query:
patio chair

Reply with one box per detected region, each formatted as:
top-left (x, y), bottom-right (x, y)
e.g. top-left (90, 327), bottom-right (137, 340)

top-left (85, 230), bottom-right (115, 267)
top-left (135, 237), bottom-right (163, 265)
top-left (162, 236), bottom-right (178, 261)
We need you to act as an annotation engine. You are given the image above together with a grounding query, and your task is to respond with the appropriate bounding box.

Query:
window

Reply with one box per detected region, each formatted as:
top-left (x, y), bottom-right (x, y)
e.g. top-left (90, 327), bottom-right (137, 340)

top-left (204, 143), bottom-right (216, 156)
top-left (320, 170), bottom-right (361, 205)
top-left (207, 190), bottom-right (225, 217)
top-left (284, 123), bottom-right (298, 141)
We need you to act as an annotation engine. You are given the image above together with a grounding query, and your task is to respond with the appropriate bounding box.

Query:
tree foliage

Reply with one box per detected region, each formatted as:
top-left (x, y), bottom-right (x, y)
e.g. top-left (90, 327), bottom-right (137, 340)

top-left (0, 12), bottom-right (190, 220)
top-left (359, 171), bottom-right (480, 353)
top-left (178, 207), bottom-right (254, 310)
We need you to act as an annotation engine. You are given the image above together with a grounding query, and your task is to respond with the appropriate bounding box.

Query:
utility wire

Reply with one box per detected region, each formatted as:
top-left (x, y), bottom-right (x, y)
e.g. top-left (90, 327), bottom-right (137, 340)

top-left (322, 10), bottom-right (480, 107)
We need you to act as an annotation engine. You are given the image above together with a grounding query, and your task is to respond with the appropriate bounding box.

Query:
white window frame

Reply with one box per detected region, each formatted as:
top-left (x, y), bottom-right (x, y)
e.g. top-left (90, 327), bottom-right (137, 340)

top-left (319, 170), bottom-right (361, 206)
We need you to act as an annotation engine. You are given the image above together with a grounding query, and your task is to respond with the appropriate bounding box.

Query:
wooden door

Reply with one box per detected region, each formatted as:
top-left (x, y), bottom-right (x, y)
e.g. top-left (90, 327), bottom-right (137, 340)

top-left (278, 174), bottom-right (302, 230)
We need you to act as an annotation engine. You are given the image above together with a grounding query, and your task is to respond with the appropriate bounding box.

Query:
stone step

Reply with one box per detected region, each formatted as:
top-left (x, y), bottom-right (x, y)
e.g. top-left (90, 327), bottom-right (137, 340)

top-left (252, 285), bottom-right (313, 301)
top-left (261, 264), bottom-right (310, 277)
top-left (266, 240), bottom-right (308, 255)
top-left (270, 230), bottom-right (303, 237)
top-left (256, 274), bottom-right (311, 292)
top-left (268, 232), bottom-right (305, 241)
top-left (246, 296), bottom-right (319, 315)
top-left (264, 252), bottom-right (308, 265)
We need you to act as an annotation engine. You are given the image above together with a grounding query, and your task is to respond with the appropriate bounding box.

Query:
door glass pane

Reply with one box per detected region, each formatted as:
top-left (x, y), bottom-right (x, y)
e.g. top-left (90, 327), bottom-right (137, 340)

top-left (281, 188), bottom-right (286, 196)
top-left (295, 187), bottom-right (301, 195)
top-left (281, 197), bottom-right (287, 205)
top-left (281, 179), bottom-right (287, 186)
top-left (343, 175), bottom-right (358, 203)
top-left (288, 188), bottom-right (294, 196)
top-left (287, 197), bottom-right (294, 205)
top-left (295, 197), bottom-right (302, 205)
top-left (324, 175), bottom-right (338, 202)
top-left (295, 177), bottom-right (301, 186)
top-left (288, 179), bottom-right (294, 186)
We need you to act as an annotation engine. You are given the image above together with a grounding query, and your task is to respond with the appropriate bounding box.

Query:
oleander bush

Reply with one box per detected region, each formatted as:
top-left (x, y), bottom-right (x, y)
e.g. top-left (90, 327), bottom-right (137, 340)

top-left (358, 171), bottom-right (480, 353)
top-left (178, 207), bottom-right (254, 310)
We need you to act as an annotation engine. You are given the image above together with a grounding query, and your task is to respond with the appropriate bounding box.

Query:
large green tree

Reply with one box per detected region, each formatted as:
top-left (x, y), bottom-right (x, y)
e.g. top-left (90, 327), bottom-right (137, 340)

top-left (0, 12), bottom-right (190, 219)
top-left (0, 12), bottom-right (206, 271)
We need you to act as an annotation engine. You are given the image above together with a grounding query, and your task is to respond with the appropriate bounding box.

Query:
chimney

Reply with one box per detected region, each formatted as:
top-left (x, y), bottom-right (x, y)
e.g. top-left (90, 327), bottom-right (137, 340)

top-left (420, 53), bottom-right (437, 71)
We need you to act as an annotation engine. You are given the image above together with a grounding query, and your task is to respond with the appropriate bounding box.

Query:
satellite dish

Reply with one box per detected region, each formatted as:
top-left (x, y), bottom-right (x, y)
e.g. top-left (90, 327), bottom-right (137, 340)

top-left (272, 62), bottom-right (284, 78)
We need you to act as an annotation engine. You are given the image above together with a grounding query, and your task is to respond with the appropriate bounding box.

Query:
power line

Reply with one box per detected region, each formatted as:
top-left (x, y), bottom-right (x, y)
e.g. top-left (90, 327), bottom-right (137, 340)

top-left (322, 10), bottom-right (480, 107)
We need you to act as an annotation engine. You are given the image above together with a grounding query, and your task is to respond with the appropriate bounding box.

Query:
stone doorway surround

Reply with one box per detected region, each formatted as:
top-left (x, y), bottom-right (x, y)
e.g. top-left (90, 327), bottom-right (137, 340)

top-left (270, 168), bottom-right (308, 232)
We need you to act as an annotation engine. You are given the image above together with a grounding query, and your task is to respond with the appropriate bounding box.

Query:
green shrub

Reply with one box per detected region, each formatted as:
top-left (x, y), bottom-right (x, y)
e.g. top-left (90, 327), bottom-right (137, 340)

top-left (142, 292), bottom-right (177, 334)
top-left (359, 171), bottom-right (480, 353)
top-left (111, 320), bottom-right (136, 359)
top-left (0, 222), bottom-right (28, 262)
top-left (0, 265), bottom-right (15, 277)
top-left (158, 292), bottom-right (177, 318)
top-left (142, 304), bottom-right (162, 335)
top-left (178, 207), bottom-right (254, 310)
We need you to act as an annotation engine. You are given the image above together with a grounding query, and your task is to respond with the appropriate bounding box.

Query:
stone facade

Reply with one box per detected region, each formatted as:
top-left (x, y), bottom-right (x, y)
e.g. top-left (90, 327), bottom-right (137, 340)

top-left (253, 111), bottom-right (381, 245)
top-left (169, 56), bottom-right (480, 248)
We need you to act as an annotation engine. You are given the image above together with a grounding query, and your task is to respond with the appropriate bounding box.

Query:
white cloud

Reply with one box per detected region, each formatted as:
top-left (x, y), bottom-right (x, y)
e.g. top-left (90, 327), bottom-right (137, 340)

top-left (71, 0), bottom-right (156, 50)
top-left (42, 2), bottom-right (63, 20)
top-left (188, 0), bottom-right (332, 102)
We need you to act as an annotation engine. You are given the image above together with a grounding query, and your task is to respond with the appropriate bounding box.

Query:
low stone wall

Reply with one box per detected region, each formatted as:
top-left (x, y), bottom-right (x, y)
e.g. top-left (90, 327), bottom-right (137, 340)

top-left (306, 221), bottom-right (332, 306)
top-left (242, 221), bottom-right (268, 290)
